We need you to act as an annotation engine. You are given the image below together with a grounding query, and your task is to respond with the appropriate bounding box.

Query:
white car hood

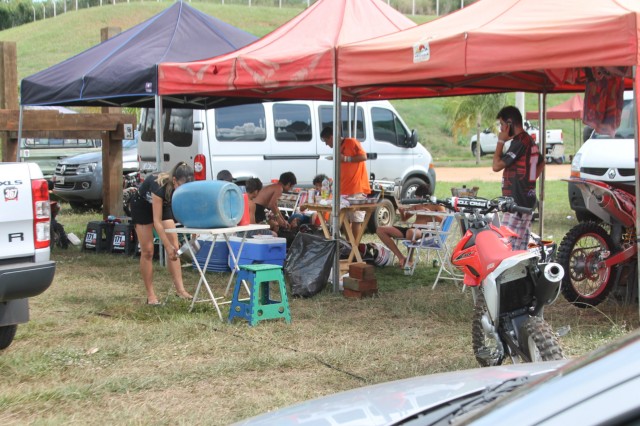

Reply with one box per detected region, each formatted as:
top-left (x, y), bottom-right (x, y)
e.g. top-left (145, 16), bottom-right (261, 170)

top-left (233, 362), bottom-right (564, 426)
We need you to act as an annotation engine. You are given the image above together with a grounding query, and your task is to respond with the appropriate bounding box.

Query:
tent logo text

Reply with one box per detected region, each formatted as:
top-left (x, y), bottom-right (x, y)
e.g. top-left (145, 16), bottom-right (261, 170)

top-left (413, 42), bottom-right (430, 63)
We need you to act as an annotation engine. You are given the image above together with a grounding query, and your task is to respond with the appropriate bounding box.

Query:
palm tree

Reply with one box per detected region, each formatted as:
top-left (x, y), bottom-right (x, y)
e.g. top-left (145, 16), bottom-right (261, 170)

top-left (444, 94), bottom-right (507, 164)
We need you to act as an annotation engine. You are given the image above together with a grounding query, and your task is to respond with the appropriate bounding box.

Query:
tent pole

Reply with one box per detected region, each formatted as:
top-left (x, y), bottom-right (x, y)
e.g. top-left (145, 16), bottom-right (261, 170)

top-left (16, 105), bottom-right (24, 162)
top-left (538, 92), bottom-right (547, 239)
top-left (633, 66), bottom-right (640, 318)
top-left (332, 84), bottom-right (342, 293)
top-left (154, 94), bottom-right (166, 267)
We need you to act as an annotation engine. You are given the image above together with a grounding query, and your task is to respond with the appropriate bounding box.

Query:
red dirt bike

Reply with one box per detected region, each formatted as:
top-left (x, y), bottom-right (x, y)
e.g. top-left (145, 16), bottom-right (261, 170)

top-left (557, 178), bottom-right (637, 308)
top-left (404, 196), bottom-right (565, 366)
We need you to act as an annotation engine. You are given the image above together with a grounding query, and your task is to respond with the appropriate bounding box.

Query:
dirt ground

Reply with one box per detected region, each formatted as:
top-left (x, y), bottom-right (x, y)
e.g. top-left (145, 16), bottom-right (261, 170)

top-left (436, 163), bottom-right (571, 182)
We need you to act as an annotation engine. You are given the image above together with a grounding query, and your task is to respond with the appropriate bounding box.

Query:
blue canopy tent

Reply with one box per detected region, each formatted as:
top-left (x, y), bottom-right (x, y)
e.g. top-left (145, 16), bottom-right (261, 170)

top-left (20, 2), bottom-right (257, 109)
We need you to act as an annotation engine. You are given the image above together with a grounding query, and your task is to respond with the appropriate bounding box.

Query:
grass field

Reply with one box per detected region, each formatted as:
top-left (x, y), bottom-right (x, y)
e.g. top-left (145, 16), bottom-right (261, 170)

top-left (1, 180), bottom-right (637, 424)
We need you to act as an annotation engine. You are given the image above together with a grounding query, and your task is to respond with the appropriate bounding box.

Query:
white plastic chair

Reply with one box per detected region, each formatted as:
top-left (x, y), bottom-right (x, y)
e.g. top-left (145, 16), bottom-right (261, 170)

top-left (401, 213), bottom-right (463, 288)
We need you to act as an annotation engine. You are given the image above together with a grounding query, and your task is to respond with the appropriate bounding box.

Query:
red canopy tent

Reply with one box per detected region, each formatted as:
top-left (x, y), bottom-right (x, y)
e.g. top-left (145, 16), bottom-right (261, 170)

top-left (526, 95), bottom-right (584, 121)
top-left (338, 0), bottom-right (637, 97)
top-left (158, 0), bottom-right (417, 102)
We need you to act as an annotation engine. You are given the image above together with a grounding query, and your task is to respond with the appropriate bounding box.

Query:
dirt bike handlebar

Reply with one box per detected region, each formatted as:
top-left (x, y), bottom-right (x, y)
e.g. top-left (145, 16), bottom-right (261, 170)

top-left (400, 196), bottom-right (534, 216)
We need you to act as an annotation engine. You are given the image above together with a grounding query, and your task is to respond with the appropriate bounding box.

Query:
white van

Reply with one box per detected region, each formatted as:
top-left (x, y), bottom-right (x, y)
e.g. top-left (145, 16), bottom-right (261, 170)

top-left (568, 91), bottom-right (635, 221)
top-left (137, 100), bottom-right (436, 230)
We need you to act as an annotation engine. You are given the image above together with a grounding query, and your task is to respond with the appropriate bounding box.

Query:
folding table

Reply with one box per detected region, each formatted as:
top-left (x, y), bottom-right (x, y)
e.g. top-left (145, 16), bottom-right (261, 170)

top-left (166, 224), bottom-right (270, 320)
top-left (302, 202), bottom-right (377, 272)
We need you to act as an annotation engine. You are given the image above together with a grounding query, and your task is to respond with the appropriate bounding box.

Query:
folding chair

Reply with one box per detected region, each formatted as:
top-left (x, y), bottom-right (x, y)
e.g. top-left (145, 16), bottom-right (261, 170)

top-left (401, 213), bottom-right (463, 288)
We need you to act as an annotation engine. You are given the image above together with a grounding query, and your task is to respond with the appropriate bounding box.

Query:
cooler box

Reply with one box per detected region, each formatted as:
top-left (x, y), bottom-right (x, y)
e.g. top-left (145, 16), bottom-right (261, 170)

top-left (192, 239), bottom-right (231, 272)
top-left (228, 236), bottom-right (287, 269)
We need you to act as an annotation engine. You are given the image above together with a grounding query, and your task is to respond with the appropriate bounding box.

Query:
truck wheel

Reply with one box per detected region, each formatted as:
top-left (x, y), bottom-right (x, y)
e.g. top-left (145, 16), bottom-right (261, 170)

top-left (0, 324), bottom-right (17, 350)
top-left (367, 199), bottom-right (396, 233)
top-left (400, 177), bottom-right (429, 200)
top-left (471, 142), bottom-right (483, 157)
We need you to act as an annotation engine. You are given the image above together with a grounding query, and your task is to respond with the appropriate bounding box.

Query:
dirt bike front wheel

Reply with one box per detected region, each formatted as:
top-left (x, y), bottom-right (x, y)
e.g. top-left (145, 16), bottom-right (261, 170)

top-left (518, 316), bottom-right (564, 362)
top-left (471, 292), bottom-right (505, 367)
top-left (556, 221), bottom-right (617, 308)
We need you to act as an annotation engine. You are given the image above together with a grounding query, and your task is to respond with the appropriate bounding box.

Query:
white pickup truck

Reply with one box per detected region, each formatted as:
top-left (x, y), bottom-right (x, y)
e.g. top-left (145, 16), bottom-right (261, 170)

top-left (0, 163), bottom-right (56, 350)
top-left (470, 121), bottom-right (565, 163)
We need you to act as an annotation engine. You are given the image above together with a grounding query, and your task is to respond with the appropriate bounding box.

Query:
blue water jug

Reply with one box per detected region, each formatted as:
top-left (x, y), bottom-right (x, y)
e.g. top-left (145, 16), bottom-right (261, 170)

top-left (172, 181), bottom-right (244, 228)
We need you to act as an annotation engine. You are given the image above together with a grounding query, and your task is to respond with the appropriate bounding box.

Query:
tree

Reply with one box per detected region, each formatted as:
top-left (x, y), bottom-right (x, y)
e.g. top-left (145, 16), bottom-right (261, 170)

top-left (443, 93), bottom-right (507, 164)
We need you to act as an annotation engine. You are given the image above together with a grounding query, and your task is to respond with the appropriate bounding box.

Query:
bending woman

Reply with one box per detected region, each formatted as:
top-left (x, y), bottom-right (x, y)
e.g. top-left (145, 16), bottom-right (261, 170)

top-left (130, 162), bottom-right (194, 305)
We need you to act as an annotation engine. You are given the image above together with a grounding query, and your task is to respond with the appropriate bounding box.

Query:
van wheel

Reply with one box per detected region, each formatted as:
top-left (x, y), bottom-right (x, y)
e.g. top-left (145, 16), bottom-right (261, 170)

top-left (0, 324), bottom-right (17, 350)
top-left (367, 199), bottom-right (396, 233)
top-left (401, 177), bottom-right (429, 200)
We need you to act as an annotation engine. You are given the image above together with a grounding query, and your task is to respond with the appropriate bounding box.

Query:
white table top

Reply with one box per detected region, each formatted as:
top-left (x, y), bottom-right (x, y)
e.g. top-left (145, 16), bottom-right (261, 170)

top-left (166, 224), bottom-right (270, 235)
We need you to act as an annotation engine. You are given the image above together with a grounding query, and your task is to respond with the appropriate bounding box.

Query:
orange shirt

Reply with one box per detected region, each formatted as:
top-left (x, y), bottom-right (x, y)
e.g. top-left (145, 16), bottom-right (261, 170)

top-left (340, 138), bottom-right (371, 195)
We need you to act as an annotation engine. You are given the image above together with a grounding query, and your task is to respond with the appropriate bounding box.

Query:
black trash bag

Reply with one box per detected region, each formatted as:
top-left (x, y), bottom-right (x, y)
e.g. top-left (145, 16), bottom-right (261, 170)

top-left (284, 233), bottom-right (336, 298)
top-left (338, 238), bottom-right (352, 260)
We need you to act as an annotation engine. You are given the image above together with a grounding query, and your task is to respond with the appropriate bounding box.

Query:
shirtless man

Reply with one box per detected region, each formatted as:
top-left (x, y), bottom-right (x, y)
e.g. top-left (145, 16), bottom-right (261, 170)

top-left (252, 171), bottom-right (297, 229)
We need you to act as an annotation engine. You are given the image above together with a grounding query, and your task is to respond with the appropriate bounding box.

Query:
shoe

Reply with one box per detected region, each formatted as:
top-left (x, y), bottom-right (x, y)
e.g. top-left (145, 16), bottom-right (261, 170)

top-left (146, 299), bottom-right (162, 306)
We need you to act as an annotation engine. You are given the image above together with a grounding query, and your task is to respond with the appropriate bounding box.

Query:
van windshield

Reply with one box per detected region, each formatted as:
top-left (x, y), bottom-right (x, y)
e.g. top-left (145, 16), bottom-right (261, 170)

top-left (591, 99), bottom-right (635, 140)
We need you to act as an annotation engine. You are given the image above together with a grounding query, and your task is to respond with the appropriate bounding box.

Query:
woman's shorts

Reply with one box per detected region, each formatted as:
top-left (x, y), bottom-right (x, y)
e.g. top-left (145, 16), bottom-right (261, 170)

top-left (130, 195), bottom-right (174, 225)
top-left (130, 194), bottom-right (153, 225)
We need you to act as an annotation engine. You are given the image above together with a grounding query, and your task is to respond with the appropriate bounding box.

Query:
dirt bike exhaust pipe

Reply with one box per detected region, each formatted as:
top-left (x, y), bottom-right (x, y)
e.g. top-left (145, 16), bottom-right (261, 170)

top-left (532, 262), bottom-right (564, 315)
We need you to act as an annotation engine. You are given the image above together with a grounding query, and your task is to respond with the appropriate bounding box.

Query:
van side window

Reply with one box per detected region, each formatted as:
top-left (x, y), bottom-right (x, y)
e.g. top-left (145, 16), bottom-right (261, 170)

top-left (216, 104), bottom-right (266, 142)
top-left (140, 108), bottom-right (193, 147)
top-left (273, 104), bottom-right (312, 142)
top-left (372, 107), bottom-right (408, 145)
top-left (318, 105), bottom-right (365, 140)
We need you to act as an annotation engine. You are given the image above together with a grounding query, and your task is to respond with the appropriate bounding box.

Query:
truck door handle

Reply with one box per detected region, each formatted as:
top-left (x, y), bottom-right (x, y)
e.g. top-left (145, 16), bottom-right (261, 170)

top-left (367, 153), bottom-right (377, 160)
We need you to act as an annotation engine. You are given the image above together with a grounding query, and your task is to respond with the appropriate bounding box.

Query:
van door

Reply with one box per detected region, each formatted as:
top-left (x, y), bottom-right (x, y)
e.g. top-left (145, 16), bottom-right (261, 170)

top-left (368, 105), bottom-right (414, 181)
top-left (268, 102), bottom-right (317, 186)
top-left (316, 104), bottom-right (367, 187)
top-left (207, 103), bottom-right (271, 183)
top-left (138, 108), bottom-right (196, 174)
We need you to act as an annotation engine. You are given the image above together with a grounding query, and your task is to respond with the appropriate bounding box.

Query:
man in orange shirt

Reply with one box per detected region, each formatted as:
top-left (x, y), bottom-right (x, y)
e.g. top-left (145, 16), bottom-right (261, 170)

top-left (321, 126), bottom-right (371, 237)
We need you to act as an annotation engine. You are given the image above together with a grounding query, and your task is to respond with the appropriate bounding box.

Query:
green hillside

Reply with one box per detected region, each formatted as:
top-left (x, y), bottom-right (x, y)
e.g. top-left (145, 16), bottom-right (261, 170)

top-left (0, 2), bottom-right (580, 163)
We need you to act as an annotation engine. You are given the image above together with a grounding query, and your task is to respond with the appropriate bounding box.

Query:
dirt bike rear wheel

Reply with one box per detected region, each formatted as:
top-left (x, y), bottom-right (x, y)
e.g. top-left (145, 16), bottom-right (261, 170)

top-left (556, 221), bottom-right (617, 308)
top-left (471, 293), bottom-right (504, 367)
top-left (518, 317), bottom-right (564, 362)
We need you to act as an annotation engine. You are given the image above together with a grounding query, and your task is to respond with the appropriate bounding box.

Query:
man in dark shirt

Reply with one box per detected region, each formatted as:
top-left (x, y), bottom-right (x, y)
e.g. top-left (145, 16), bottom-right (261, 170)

top-left (492, 106), bottom-right (544, 250)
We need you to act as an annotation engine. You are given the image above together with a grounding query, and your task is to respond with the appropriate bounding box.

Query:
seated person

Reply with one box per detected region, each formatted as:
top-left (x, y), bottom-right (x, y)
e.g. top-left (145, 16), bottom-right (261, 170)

top-left (245, 177), bottom-right (276, 237)
top-left (376, 184), bottom-right (445, 270)
top-left (288, 173), bottom-right (328, 227)
top-left (252, 171), bottom-right (297, 230)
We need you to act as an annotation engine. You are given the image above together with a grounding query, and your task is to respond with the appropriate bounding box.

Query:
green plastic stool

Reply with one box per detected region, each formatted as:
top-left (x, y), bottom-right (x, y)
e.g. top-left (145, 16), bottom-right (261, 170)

top-left (228, 264), bottom-right (292, 326)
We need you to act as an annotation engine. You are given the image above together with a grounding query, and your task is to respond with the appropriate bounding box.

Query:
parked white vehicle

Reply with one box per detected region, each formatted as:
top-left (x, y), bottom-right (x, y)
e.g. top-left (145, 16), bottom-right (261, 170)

top-left (470, 121), bottom-right (564, 163)
top-left (137, 100), bottom-right (436, 231)
top-left (0, 163), bottom-right (56, 350)
top-left (568, 91), bottom-right (635, 222)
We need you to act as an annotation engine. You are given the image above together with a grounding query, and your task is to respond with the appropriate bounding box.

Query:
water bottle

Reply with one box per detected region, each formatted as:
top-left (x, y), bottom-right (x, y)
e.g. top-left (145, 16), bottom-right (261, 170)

top-left (321, 178), bottom-right (330, 199)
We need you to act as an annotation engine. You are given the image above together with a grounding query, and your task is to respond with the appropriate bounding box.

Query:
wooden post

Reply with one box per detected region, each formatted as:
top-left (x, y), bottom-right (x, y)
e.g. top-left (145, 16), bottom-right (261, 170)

top-left (0, 42), bottom-right (18, 162)
top-left (100, 27), bottom-right (123, 219)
